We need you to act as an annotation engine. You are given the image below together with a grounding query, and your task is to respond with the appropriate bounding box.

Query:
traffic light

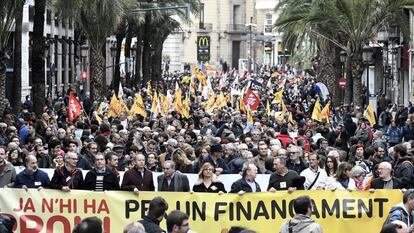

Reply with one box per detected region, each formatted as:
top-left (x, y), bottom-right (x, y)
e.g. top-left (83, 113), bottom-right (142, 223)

top-left (81, 71), bottom-right (87, 80)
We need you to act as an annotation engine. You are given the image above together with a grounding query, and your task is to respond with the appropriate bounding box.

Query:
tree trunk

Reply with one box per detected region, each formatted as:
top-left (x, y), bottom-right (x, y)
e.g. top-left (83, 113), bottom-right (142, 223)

top-left (32, 0), bottom-right (46, 116)
top-left (114, 34), bottom-right (123, 96)
top-left (350, 50), bottom-right (364, 111)
top-left (134, 29), bottom-right (143, 89)
top-left (124, 32), bottom-right (132, 88)
top-left (142, 14), bottom-right (152, 86)
top-left (0, 51), bottom-right (8, 116)
top-left (151, 43), bottom-right (163, 83)
top-left (317, 44), bottom-right (341, 106)
top-left (344, 52), bottom-right (353, 107)
top-left (89, 45), bottom-right (106, 101)
top-left (12, 2), bottom-right (23, 114)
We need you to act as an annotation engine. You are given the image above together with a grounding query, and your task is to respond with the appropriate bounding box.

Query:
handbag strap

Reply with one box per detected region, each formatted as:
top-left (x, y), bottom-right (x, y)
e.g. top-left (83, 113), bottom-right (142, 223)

top-left (307, 171), bottom-right (320, 190)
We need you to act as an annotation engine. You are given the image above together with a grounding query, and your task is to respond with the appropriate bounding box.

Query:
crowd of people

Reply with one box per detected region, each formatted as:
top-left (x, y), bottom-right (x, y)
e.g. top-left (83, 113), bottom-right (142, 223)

top-left (0, 64), bottom-right (413, 232)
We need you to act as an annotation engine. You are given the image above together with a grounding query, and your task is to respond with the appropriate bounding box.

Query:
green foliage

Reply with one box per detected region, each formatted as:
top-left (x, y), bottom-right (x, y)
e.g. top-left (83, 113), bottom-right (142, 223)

top-left (0, 0), bottom-right (20, 49)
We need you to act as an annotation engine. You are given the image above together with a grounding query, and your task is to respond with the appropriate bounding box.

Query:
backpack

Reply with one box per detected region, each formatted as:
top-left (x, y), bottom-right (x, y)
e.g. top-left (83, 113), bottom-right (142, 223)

top-left (383, 206), bottom-right (407, 227)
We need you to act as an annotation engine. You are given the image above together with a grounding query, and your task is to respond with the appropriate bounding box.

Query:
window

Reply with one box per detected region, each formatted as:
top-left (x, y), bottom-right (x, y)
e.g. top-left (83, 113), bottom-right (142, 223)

top-left (264, 13), bottom-right (273, 33)
top-left (199, 3), bottom-right (204, 29)
top-left (46, 10), bottom-right (52, 25)
top-left (29, 5), bottom-right (34, 22)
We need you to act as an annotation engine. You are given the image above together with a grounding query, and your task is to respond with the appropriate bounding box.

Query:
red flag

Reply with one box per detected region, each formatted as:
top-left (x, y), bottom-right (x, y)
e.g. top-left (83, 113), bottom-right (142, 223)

top-left (68, 93), bottom-right (82, 121)
top-left (243, 88), bottom-right (261, 110)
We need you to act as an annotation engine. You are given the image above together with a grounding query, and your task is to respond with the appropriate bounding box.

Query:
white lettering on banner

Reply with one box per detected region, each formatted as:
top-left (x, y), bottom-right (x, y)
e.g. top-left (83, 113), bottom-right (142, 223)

top-left (15, 167), bottom-right (270, 192)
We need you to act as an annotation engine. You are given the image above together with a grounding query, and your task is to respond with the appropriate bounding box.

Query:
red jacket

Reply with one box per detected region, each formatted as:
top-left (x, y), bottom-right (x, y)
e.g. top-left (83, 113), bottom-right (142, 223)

top-left (277, 134), bottom-right (292, 148)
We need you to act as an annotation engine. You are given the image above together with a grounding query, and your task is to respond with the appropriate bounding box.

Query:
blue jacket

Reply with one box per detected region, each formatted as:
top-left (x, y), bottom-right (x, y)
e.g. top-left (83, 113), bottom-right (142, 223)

top-left (14, 169), bottom-right (50, 188)
top-left (402, 125), bottom-right (414, 142)
top-left (386, 126), bottom-right (402, 144)
top-left (387, 203), bottom-right (414, 226)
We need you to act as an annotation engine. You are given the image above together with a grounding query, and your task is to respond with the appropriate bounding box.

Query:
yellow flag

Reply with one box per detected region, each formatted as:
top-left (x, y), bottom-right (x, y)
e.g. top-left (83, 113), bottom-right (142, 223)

top-left (247, 107), bottom-right (254, 124)
top-left (129, 93), bottom-right (147, 118)
top-left (119, 97), bottom-right (129, 114)
top-left (272, 90), bottom-right (283, 104)
top-left (150, 91), bottom-right (158, 114)
top-left (215, 92), bottom-right (226, 109)
top-left (205, 95), bottom-right (216, 113)
top-left (173, 88), bottom-right (184, 114)
top-left (96, 102), bottom-right (105, 115)
top-left (147, 82), bottom-right (152, 97)
top-left (239, 97), bottom-right (246, 113)
top-left (321, 101), bottom-right (331, 123)
top-left (195, 71), bottom-right (207, 86)
top-left (311, 99), bottom-right (322, 122)
top-left (108, 94), bottom-right (120, 118)
top-left (181, 76), bottom-right (191, 84)
top-left (266, 100), bottom-right (271, 115)
top-left (364, 102), bottom-right (376, 126)
top-left (182, 94), bottom-right (190, 118)
top-left (189, 77), bottom-right (196, 95)
top-left (159, 93), bottom-right (169, 117)
top-left (288, 112), bottom-right (294, 123)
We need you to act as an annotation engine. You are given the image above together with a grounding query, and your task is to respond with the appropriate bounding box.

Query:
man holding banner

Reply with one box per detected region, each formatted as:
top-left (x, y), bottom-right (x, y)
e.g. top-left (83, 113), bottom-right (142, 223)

top-left (280, 195), bottom-right (323, 233)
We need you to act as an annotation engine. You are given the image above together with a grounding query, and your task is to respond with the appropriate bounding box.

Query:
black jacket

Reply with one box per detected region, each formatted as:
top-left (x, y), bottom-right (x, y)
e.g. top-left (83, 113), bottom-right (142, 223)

top-left (139, 216), bottom-right (165, 233)
top-left (230, 178), bottom-right (261, 193)
top-left (83, 168), bottom-right (120, 191)
top-left (192, 179), bottom-right (226, 193)
top-left (371, 177), bottom-right (402, 189)
top-left (50, 166), bottom-right (84, 190)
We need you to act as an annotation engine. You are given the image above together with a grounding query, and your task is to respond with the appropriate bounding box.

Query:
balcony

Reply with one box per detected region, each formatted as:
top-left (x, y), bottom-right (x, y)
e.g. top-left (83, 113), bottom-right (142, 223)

top-left (198, 23), bottom-right (213, 32)
top-left (226, 24), bottom-right (248, 34)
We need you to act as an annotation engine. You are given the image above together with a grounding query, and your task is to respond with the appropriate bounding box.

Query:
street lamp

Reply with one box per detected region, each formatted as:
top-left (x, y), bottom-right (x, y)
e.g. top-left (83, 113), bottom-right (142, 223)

top-left (130, 42), bottom-right (137, 88)
top-left (110, 42), bottom-right (117, 91)
top-left (80, 44), bottom-right (89, 92)
top-left (362, 44), bottom-right (373, 107)
top-left (246, 17), bottom-right (256, 73)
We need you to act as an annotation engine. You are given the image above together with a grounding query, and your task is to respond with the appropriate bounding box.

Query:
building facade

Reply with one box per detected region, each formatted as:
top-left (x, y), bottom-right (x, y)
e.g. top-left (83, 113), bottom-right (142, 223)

top-left (6, 0), bottom-right (80, 102)
top-left (163, 0), bottom-right (282, 72)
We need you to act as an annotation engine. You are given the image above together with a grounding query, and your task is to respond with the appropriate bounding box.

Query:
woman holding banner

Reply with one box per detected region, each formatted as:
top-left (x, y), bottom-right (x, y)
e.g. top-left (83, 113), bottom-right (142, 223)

top-left (192, 162), bottom-right (226, 193)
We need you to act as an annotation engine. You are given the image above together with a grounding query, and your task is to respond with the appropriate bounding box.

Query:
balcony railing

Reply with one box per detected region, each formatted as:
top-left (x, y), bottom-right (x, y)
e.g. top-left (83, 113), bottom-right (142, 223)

top-left (226, 24), bottom-right (248, 33)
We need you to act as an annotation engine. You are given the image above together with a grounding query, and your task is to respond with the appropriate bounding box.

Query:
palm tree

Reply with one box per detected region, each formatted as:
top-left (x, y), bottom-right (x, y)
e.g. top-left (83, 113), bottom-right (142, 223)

top-left (276, 0), bottom-right (414, 109)
top-left (31, 0), bottom-right (47, 115)
top-left (55, 0), bottom-right (123, 102)
top-left (12, 1), bottom-right (26, 114)
top-left (0, 1), bottom-right (20, 115)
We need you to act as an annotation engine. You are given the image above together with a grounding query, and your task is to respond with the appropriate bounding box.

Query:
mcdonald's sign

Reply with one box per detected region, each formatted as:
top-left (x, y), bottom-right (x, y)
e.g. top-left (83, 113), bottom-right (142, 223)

top-left (197, 36), bottom-right (210, 62)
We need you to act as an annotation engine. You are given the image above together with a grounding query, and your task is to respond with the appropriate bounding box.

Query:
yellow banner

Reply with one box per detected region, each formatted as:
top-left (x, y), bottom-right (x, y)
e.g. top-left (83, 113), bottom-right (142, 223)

top-left (0, 189), bottom-right (401, 233)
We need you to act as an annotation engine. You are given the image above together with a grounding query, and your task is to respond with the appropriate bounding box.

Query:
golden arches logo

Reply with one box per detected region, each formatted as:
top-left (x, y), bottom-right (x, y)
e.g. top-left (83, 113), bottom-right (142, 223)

top-left (198, 37), bottom-right (209, 46)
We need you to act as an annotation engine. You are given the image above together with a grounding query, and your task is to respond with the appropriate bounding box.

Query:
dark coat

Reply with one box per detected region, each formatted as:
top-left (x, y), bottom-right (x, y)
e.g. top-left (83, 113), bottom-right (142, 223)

top-left (14, 169), bottom-right (50, 188)
top-left (394, 158), bottom-right (414, 189)
top-left (121, 167), bottom-right (155, 191)
top-left (202, 155), bottom-right (230, 174)
top-left (370, 177), bottom-right (402, 189)
top-left (157, 171), bottom-right (190, 192)
top-left (82, 168), bottom-right (120, 191)
top-left (192, 179), bottom-right (226, 193)
top-left (139, 216), bottom-right (165, 233)
top-left (230, 178), bottom-right (261, 193)
top-left (50, 166), bottom-right (84, 190)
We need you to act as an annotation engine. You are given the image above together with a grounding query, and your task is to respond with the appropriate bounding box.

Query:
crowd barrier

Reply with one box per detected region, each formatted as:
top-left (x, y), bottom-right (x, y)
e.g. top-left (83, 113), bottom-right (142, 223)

top-left (14, 167), bottom-right (271, 192)
top-left (0, 188), bottom-right (401, 233)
